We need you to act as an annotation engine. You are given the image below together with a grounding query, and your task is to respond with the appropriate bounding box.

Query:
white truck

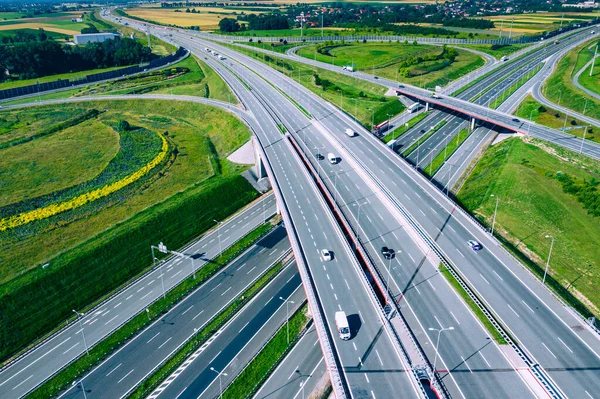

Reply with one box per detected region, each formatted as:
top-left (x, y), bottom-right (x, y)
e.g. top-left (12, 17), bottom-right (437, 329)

top-left (501, 56), bottom-right (509, 62)
top-left (328, 153), bottom-right (337, 164)
top-left (345, 128), bottom-right (356, 137)
top-left (335, 311), bottom-right (351, 340)
top-left (342, 65), bottom-right (354, 72)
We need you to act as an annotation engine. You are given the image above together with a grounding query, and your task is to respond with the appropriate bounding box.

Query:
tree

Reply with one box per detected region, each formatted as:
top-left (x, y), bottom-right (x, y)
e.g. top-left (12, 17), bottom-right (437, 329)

top-left (219, 18), bottom-right (240, 33)
top-left (81, 25), bottom-right (99, 34)
top-left (116, 120), bottom-right (130, 132)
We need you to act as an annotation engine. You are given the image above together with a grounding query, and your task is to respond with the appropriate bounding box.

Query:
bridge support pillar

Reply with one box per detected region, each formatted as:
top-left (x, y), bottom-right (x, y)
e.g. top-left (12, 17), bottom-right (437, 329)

top-left (253, 136), bottom-right (268, 181)
top-left (425, 102), bottom-right (430, 112)
top-left (471, 117), bottom-right (476, 131)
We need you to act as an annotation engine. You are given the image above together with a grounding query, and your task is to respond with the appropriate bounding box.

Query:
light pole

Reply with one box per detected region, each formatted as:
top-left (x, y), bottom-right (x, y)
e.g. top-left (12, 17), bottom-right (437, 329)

top-left (279, 296), bottom-right (295, 344)
top-left (213, 219), bottom-right (223, 259)
top-left (151, 243), bottom-right (168, 299)
top-left (428, 326), bottom-right (454, 374)
top-left (73, 310), bottom-right (89, 355)
top-left (579, 126), bottom-right (588, 154)
top-left (300, 380), bottom-right (305, 399)
top-left (210, 367), bottom-right (228, 399)
top-left (490, 194), bottom-right (499, 236)
top-left (543, 235), bottom-right (554, 284)
top-left (72, 379), bottom-right (88, 399)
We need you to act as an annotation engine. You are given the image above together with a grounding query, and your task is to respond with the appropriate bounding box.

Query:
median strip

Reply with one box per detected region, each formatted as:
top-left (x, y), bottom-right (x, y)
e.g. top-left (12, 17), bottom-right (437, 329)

top-left (424, 128), bottom-right (472, 177)
top-left (402, 120), bottom-right (447, 157)
top-left (382, 111), bottom-right (428, 144)
top-left (27, 220), bottom-right (276, 399)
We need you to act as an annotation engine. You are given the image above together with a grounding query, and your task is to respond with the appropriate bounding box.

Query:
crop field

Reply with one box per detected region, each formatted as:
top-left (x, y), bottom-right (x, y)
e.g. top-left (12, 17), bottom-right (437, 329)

top-left (297, 42), bottom-right (484, 89)
top-left (0, 99), bottom-right (256, 361)
top-left (0, 12), bottom-right (87, 35)
top-left (459, 137), bottom-right (600, 317)
top-left (482, 12), bottom-right (600, 35)
top-left (125, 7), bottom-right (267, 30)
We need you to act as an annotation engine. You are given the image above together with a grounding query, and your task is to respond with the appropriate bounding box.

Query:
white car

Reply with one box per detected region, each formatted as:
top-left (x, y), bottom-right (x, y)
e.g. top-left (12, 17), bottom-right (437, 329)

top-left (321, 249), bottom-right (332, 261)
top-left (467, 240), bottom-right (482, 251)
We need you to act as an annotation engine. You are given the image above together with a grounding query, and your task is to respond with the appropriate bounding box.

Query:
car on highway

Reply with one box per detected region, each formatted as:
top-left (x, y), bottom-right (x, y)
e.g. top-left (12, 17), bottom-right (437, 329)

top-left (328, 153), bottom-right (337, 164)
top-left (321, 249), bottom-right (333, 261)
top-left (315, 153), bottom-right (325, 161)
top-left (512, 118), bottom-right (520, 123)
top-left (467, 240), bottom-right (482, 251)
top-left (335, 311), bottom-right (351, 340)
top-left (381, 246), bottom-right (395, 259)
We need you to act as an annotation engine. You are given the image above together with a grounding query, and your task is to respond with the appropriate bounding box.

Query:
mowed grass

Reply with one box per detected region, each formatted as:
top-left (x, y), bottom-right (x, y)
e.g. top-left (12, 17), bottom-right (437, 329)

top-left (458, 137), bottom-right (600, 316)
top-left (0, 99), bottom-right (251, 284)
top-left (0, 119), bottom-right (119, 207)
top-left (0, 12), bottom-right (87, 35)
top-left (296, 43), bottom-right (484, 89)
top-left (542, 38), bottom-right (600, 120)
top-left (456, 43), bottom-right (532, 59)
top-left (482, 12), bottom-right (599, 34)
top-left (576, 40), bottom-right (600, 97)
top-left (515, 95), bottom-right (600, 140)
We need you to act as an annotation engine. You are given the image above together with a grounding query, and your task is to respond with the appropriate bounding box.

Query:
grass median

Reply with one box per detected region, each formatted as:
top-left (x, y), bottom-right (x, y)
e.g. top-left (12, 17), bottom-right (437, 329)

top-left (424, 128), bottom-right (471, 177)
top-left (439, 264), bottom-right (507, 345)
top-left (402, 119), bottom-right (447, 157)
top-left (27, 219), bottom-right (276, 399)
top-left (490, 64), bottom-right (542, 109)
top-left (127, 257), bottom-right (288, 399)
top-left (382, 111), bottom-right (428, 144)
top-left (222, 303), bottom-right (309, 399)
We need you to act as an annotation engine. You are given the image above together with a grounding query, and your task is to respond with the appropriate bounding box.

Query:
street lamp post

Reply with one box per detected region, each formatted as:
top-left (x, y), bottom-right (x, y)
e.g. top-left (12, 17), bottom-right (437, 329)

top-left (73, 310), bottom-right (89, 355)
top-left (428, 326), bottom-right (454, 375)
top-left (210, 367), bottom-right (228, 399)
top-left (543, 235), bottom-right (555, 284)
top-left (490, 194), bottom-right (499, 236)
top-left (579, 126), bottom-right (588, 154)
top-left (213, 219), bottom-right (223, 259)
top-left (72, 379), bottom-right (87, 399)
top-left (279, 297), bottom-right (295, 344)
top-left (151, 243), bottom-right (168, 298)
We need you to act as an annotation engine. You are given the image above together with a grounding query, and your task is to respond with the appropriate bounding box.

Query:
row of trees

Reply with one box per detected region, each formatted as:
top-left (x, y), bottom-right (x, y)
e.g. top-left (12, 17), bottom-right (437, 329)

top-left (218, 14), bottom-right (290, 32)
top-left (0, 37), bottom-right (154, 81)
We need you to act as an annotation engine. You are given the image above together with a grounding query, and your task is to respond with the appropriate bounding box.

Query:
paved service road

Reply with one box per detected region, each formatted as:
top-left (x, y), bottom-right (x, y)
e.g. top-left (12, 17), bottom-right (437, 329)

top-left (0, 194), bottom-right (276, 399)
top-left (58, 226), bottom-right (290, 399)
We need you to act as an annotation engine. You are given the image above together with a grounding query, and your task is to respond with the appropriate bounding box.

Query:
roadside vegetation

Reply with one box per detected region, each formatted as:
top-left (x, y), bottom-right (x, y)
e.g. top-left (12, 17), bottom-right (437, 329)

top-left (29, 221), bottom-right (277, 399)
top-left (542, 38), bottom-right (600, 121)
top-left (222, 303), bottom-right (309, 399)
top-left (296, 42), bottom-right (484, 90)
top-left (458, 137), bottom-right (600, 320)
top-left (0, 99), bottom-right (255, 363)
top-left (234, 45), bottom-right (404, 129)
top-left (515, 95), bottom-right (599, 141)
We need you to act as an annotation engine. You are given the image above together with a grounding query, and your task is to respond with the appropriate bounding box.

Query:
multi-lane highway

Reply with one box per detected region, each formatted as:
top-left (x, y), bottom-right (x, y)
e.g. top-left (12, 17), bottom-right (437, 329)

top-left (57, 226), bottom-right (291, 399)
top-left (0, 193), bottom-right (277, 398)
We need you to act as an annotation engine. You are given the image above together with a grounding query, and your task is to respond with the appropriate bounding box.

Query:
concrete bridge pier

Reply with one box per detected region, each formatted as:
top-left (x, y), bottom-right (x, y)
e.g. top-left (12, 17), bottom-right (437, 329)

top-left (253, 136), bottom-right (268, 181)
top-left (471, 117), bottom-right (476, 130)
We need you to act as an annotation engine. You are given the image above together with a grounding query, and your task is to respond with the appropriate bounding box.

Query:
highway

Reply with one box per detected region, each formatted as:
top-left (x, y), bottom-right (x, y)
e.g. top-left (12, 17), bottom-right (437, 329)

top-left (57, 226), bottom-right (291, 399)
top-left (0, 193), bottom-right (277, 399)
top-left (181, 33), bottom-right (600, 398)
top-left (155, 263), bottom-right (304, 399)
top-left (253, 325), bottom-right (325, 399)
top-left (158, 32), bottom-right (543, 398)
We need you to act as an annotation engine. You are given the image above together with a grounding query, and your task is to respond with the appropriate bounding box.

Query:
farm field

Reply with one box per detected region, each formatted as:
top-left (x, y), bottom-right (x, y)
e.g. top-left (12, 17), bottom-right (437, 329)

top-left (125, 6), bottom-right (267, 31)
top-left (296, 42), bottom-right (484, 89)
top-left (0, 11), bottom-right (87, 35)
top-left (458, 137), bottom-right (600, 319)
top-left (0, 99), bottom-right (257, 362)
top-left (482, 11), bottom-right (600, 35)
top-left (543, 37), bottom-right (600, 120)
top-left (235, 44), bottom-right (404, 128)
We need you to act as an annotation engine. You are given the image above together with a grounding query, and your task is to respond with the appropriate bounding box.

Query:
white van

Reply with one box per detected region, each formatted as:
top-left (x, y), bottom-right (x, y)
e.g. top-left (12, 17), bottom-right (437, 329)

top-left (345, 128), bottom-right (356, 137)
top-left (335, 311), bottom-right (351, 340)
top-left (327, 153), bottom-right (337, 164)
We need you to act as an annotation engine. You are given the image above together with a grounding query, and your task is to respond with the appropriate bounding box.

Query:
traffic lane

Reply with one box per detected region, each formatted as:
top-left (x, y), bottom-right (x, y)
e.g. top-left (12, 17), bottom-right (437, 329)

top-left (264, 140), bottom-right (417, 397)
top-left (391, 110), bottom-right (447, 152)
top-left (253, 326), bottom-right (324, 399)
top-left (59, 226), bottom-right (292, 399)
top-left (408, 115), bottom-right (468, 168)
top-left (0, 193), bottom-right (277, 399)
top-left (158, 264), bottom-right (303, 399)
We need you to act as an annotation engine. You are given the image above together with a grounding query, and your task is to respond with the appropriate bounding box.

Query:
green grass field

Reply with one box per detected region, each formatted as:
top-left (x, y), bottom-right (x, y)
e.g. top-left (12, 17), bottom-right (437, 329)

top-left (456, 43), bottom-right (532, 59)
top-left (576, 40), bottom-right (600, 97)
top-left (458, 137), bottom-right (600, 317)
top-left (235, 44), bottom-right (405, 128)
top-left (0, 99), bottom-right (256, 362)
top-left (542, 38), bottom-right (600, 120)
top-left (515, 95), bottom-right (599, 141)
top-left (296, 42), bottom-right (484, 89)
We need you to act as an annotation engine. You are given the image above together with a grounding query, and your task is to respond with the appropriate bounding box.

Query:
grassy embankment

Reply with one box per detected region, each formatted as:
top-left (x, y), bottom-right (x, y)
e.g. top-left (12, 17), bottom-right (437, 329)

top-left (515, 95), bottom-right (599, 141)
top-left (575, 39), bottom-right (600, 97)
top-left (29, 221), bottom-right (277, 399)
top-left (458, 137), bottom-right (600, 319)
top-left (234, 45), bottom-right (405, 129)
top-left (222, 304), bottom-right (309, 399)
top-left (542, 38), bottom-right (600, 121)
top-left (0, 99), bottom-right (255, 364)
top-left (296, 42), bottom-right (484, 89)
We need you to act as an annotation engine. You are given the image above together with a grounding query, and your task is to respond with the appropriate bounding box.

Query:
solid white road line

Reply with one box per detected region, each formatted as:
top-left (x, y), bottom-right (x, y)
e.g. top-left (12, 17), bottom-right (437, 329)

top-left (106, 363), bottom-right (122, 377)
top-left (542, 342), bottom-right (557, 359)
top-left (117, 369), bottom-right (134, 384)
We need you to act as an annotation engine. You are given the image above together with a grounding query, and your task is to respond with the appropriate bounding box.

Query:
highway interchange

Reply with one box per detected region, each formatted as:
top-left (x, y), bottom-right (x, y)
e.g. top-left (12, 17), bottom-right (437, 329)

top-left (2, 10), bottom-right (600, 399)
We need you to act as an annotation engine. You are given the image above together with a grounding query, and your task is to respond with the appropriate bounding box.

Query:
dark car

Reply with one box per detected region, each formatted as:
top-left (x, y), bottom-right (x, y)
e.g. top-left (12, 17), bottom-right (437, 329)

top-left (381, 246), bottom-right (395, 259)
top-left (399, 85), bottom-right (405, 88)
top-left (374, 76), bottom-right (379, 80)
top-left (467, 240), bottom-right (482, 251)
top-left (512, 118), bottom-right (520, 123)
top-left (316, 153), bottom-right (325, 161)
